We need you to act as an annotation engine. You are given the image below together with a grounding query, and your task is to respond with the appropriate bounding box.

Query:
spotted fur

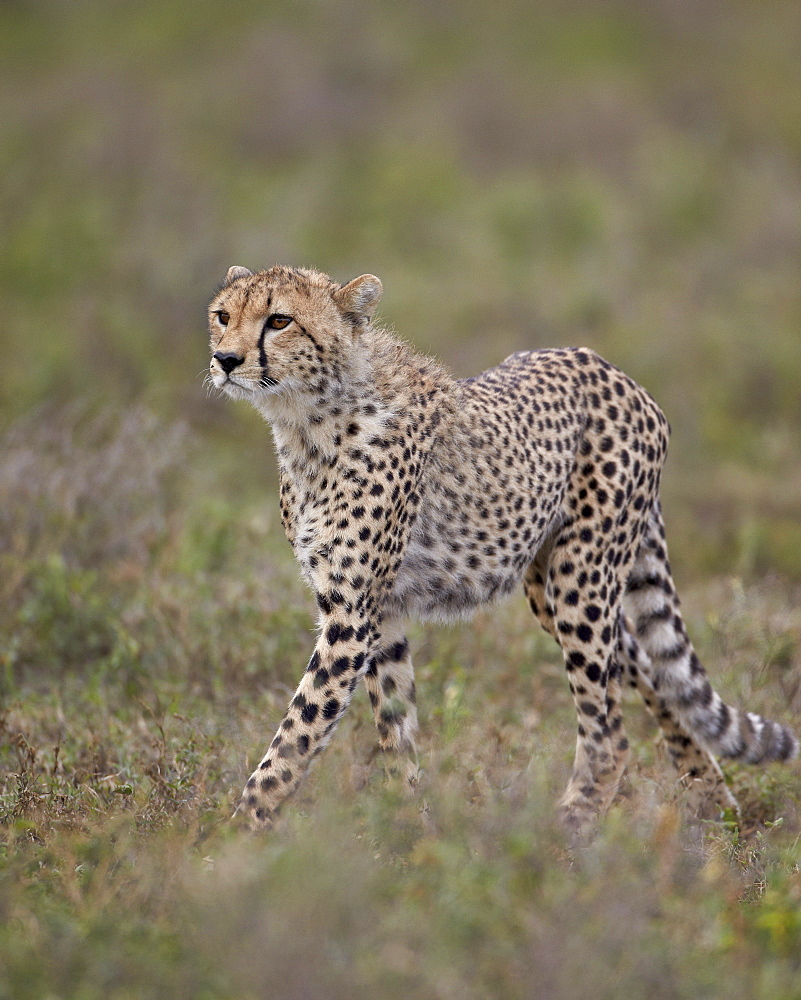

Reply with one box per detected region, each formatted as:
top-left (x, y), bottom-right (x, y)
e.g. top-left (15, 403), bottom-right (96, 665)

top-left (207, 264), bottom-right (797, 831)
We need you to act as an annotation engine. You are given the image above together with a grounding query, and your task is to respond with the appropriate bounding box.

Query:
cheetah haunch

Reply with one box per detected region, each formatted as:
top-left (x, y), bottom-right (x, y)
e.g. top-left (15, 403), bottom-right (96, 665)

top-left (208, 265), bottom-right (797, 832)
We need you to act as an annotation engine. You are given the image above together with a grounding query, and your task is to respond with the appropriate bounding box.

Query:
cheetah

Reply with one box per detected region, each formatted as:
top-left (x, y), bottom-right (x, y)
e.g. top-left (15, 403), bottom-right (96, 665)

top-left (207, 264), bottom-right (797, 832)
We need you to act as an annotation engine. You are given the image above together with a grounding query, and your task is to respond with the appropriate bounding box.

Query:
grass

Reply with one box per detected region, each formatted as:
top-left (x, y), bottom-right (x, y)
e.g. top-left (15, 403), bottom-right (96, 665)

top-left (1, 0), bottom-right (801, 996)
top-left (1, 407), bottom-right (800, 999)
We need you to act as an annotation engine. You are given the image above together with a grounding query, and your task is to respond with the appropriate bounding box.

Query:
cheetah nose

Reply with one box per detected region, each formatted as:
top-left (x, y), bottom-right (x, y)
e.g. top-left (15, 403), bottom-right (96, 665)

top-left (213, 351), bottom-right (245, 375)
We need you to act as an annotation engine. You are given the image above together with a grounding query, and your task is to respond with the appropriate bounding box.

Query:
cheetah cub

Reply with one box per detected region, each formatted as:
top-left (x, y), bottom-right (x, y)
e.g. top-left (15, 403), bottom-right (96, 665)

top-left (208, 264), bottom-right (797, 832)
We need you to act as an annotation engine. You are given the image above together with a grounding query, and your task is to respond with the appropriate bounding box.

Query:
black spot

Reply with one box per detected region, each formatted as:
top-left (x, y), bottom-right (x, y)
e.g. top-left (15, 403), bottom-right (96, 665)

top-left (390, 639), bottom-right (409, 660)
top-left (331, 655), bottom-right (351, 676)
top-left (301, 703), bottom-right (319, 724)
top-left (323, 699), bottom-right (340, 719)
top-left (326, 623), bottom-right (354, 645)
top-left (585, 662), bottom-right (602, 683)
top-left (576, 624), bottom-right (593, 642)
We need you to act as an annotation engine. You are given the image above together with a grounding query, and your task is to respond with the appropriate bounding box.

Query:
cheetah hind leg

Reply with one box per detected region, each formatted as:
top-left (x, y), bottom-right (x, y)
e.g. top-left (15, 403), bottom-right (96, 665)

top-left (361, 619), bottom-right (420, 792)
top-left (524, 552), bottom-right (630, 833)
top-left (527, 550), bottom-right (738, 821)
top-left (618, 614), bottom-right (740, 821)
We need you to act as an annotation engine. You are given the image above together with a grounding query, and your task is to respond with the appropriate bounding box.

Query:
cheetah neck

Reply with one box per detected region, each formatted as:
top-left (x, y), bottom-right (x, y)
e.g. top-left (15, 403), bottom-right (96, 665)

top-left (270, 393), bottom-right (396, 469)
top-left (256, 326), bottom-right (455, 468)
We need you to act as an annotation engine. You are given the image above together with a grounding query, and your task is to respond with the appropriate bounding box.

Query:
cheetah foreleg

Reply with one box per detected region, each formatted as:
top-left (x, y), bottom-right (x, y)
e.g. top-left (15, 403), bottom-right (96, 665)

top-left (236, 613), bottom-right (376, 829)
top-left (362, 618), bottom-right (420, 791)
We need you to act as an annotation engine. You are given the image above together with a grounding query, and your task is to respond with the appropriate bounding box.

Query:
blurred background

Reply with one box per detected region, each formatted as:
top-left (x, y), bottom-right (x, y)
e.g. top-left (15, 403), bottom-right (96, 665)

top-left (2, 0), bottom-right (799, 579)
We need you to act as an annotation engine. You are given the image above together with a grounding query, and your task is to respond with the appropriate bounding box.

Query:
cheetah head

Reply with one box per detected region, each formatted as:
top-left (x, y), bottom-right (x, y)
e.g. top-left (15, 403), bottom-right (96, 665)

top-left (207, 265), bottom-right (382, 409)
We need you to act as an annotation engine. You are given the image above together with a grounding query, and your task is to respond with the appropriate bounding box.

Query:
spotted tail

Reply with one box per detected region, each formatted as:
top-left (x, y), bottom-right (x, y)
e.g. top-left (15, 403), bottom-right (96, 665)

top-left (623, 505), bottom-right (798, 764)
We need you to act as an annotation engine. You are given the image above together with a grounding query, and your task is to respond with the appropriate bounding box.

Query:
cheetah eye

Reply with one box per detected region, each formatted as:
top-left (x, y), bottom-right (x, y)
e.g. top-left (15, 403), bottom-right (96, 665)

top-left (266, 314), bottom-right (292, 330)
top-left (215, 311), bottom-right (230, 327)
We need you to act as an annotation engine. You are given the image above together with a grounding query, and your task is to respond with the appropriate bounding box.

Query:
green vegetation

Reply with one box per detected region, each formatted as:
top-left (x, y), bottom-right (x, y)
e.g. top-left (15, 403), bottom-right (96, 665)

top-left (1, 1), bottom-right (800, 997)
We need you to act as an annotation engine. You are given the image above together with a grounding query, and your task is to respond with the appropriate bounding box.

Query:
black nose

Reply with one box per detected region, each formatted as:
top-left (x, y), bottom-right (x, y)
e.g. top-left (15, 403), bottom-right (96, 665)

top-left (213, 351), bottom-right (245, 375)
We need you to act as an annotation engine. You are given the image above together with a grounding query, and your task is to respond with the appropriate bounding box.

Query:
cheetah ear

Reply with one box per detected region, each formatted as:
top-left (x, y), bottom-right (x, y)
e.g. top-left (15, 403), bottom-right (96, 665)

top-left (225, 265), bottom-right (253, 285)
top-left (334, 274), bottom-right (383, 327)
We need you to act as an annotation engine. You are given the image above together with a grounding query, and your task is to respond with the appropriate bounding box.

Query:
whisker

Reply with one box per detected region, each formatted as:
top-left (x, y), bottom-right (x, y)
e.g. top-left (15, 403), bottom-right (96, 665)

top-left (202, 374), bottom-right (222, 398)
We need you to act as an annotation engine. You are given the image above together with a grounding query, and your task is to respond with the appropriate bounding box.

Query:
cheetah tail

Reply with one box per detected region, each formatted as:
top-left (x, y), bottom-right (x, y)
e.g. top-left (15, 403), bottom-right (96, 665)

top-left (622, 507), bottom-right (798, 765)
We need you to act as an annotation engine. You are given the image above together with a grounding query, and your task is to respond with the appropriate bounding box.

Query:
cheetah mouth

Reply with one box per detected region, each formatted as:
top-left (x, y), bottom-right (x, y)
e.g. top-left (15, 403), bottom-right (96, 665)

top-left (211, 371), bottom-right (281, 395)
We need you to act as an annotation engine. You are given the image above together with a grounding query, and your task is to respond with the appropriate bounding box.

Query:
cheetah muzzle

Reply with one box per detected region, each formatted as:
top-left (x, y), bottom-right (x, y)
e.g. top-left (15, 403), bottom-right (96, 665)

top-left (207, 264), bottom-right (798, 833)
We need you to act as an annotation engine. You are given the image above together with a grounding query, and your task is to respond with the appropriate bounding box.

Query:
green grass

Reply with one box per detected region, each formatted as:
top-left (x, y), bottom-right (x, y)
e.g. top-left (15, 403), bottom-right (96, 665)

top-left (2, 1), bottom-right (801, 997)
